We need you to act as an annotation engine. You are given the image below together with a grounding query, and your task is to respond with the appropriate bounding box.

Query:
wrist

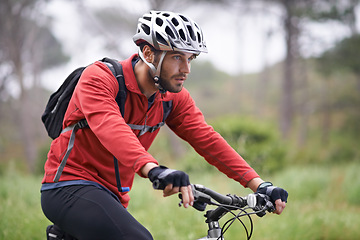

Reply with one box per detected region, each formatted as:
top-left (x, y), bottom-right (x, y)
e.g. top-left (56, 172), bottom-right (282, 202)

top-left (148, 165), bottom-right (170, 182)
top-left (257, 181), bottom-right (273, 191)
top-left (141, 162), bottom-right (159, 178)
top-left (247, 177), bottom-right (264, 192)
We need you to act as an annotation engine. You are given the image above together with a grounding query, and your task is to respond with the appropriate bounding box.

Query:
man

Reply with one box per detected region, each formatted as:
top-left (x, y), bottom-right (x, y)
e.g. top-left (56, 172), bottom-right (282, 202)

top-left (41, 10), bottom-right (288, 240)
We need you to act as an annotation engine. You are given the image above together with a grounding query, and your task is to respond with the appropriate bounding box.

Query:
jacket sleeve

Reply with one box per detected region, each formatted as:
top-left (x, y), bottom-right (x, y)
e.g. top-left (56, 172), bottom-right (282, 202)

top-left (166, 89), bottom-right (259, 187)
top-left (71, 61), bottom-right (158, 175)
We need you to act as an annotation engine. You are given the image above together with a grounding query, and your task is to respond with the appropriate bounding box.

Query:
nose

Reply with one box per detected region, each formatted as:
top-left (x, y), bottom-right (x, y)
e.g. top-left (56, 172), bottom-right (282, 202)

top-left (180, 61), bottom-right (191, 74)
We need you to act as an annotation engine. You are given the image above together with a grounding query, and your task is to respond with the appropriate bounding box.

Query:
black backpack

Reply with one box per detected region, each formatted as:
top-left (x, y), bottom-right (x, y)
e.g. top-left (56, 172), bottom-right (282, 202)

top-left (41, 57), bottom-right (129, 191)
top-left (41, 57), bottom-right (126, 140)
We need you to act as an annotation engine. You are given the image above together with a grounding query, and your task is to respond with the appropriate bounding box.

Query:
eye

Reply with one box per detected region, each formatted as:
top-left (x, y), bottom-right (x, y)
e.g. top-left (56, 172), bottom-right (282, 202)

top-left (188, 55), bottom-right (197, 62)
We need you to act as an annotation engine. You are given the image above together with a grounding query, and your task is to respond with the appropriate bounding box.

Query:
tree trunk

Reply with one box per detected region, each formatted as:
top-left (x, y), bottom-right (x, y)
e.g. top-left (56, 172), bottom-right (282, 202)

top-left (255, 28), bottom-right (272, 117)
top-left (321, 80), bottom-right (332, 145)
top-left (280, 0), bottom-right (298, 138)
top-left (256, 65), bottom-right (270, 117)
top-left (15, 60), bottom-right (37, 172)
top-left (297, 59), bottom-right (309, 146)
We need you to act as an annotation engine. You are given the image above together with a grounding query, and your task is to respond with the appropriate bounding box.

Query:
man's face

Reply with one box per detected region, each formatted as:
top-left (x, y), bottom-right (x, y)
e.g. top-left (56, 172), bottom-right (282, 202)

top-left (156, 51), bottom-right (197, 93)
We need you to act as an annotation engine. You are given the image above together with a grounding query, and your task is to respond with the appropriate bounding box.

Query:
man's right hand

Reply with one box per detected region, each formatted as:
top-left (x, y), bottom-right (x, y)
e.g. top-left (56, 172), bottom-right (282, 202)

top-left (148, 166), bottom-right (194, 208)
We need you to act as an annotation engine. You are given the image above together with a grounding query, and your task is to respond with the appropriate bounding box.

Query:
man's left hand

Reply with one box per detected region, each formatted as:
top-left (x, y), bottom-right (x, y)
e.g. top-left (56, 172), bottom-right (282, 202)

top-left (256, 182), bottom-right (288, 215)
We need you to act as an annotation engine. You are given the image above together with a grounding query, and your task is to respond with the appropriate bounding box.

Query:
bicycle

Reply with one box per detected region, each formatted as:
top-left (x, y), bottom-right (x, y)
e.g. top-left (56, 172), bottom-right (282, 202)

top-left (182, 184), bottom-right (275, 240)
top-left (46, 183), bottom-right (275, 240)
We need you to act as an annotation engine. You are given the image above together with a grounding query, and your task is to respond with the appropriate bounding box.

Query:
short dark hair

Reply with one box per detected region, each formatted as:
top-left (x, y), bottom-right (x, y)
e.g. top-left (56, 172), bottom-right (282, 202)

top-left (139, 42), bottom-right (161, 55)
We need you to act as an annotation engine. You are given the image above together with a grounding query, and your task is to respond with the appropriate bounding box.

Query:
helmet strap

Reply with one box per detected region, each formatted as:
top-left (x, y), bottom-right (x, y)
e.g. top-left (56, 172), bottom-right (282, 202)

top-left (138, 49), bottom-right (167, 93)
top-left (138, 49), bottom-right (157, 74)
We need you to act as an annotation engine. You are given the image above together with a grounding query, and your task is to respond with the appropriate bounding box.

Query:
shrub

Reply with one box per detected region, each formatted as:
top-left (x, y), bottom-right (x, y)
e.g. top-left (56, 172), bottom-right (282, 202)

top-left (181, 115), bottom-right (287, 175)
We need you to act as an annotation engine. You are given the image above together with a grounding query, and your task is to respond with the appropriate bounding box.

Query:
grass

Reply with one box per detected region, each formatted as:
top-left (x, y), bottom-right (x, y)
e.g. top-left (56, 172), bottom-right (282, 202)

top-left (0, 163), bottom-right (51, 240)
top-left (0, 162), bottom-right (359, 240)
top-left (129, 163), bottom-right (360, 240)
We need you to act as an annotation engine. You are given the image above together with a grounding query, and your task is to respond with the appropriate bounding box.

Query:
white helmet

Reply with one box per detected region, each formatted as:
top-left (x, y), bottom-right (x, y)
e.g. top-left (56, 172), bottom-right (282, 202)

top-left (133, 10), bottom-right (207, 54)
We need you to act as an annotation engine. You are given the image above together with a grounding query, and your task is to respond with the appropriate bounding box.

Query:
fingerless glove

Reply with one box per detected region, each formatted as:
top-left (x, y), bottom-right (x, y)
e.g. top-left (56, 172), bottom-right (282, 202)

top-left (148, 166), bottom-right (190, 190)
top-left (256, 181), bottom-right (288, 203)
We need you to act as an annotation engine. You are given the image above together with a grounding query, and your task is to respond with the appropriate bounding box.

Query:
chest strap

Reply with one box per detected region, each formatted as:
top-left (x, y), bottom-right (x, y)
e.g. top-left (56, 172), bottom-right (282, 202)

top-left (127, 122), bottom-right (165, 136)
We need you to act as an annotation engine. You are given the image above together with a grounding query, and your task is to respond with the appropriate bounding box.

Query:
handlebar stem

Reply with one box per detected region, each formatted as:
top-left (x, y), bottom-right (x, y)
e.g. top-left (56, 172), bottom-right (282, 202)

top-left (207, 220), bottom-right (223, 239)
top-left (205, 208), bottom-right (228, 223)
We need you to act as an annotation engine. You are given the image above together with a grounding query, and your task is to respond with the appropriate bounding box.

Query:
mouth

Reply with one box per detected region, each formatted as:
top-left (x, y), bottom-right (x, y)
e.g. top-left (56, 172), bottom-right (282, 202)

top-left (174, 74), bottom-right (187, 83)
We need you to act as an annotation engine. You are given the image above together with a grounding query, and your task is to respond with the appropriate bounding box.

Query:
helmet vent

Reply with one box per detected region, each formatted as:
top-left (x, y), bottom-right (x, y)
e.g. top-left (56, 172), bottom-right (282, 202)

top-left (171, 18), bottom-right (179, 27)
top-left (165, 26), bottom-right (175, 39)
top-left (156, 32), bottom-right (168, 45)
top-left (179, 29), bottom-right (186, 41)
top-left (141, 24), bottom-right (150, 35)
top-left (179, 15), bottom-right (189, 22)
top-left (156, 17), bottom-right (163, 26)
top-left (163, 13), bottom-right (170, 17)
top-left (187, 26), bottom-right (195, 41)
top-left (144, 16), bottom-right (151, 21)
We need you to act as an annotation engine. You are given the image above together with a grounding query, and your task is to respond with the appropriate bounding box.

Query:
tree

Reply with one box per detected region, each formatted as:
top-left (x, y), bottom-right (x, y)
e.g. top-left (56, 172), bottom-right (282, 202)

top-left (60, 0), bottom-right (360, 145)
top-left (319, 35), bottom-right (360, 88)
top-left (255, 0), bottom-right (360, 140)
top-left (316, 34), bottom-right (360, 143)
top-left (0, 0), bottom-right (69, 172)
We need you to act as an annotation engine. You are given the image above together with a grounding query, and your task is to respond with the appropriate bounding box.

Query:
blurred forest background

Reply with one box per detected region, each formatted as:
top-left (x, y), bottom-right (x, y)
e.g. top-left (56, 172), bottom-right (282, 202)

top-left (0, 0), bottom-right (360, 239)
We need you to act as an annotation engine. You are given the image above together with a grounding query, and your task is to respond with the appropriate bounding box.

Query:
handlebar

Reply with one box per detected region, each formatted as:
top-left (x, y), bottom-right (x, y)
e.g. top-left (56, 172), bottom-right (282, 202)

top-left (178, 184), bottom-right (275, 239)
top-left (180, 184), bottom-right (275, 216)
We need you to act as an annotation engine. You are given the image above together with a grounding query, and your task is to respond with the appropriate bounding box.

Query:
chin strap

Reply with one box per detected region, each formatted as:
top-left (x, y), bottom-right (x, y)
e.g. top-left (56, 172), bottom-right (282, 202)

top-left (138, 49), bottom-right (167, 93)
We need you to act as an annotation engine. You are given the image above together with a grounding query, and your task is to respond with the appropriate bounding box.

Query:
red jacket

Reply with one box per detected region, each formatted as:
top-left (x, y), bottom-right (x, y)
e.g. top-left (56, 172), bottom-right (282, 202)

top-left (42, 54), bottom-right (259, 207)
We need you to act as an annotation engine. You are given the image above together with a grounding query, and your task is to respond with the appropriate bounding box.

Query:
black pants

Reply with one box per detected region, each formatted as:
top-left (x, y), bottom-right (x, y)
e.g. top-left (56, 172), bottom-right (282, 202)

top-left (41, 185), bottom-right (153, 240)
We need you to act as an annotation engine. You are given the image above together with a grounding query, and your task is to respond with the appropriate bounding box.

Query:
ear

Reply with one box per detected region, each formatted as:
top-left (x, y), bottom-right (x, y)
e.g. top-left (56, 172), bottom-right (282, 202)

top-left (142, 45), bottom-right (155, 63)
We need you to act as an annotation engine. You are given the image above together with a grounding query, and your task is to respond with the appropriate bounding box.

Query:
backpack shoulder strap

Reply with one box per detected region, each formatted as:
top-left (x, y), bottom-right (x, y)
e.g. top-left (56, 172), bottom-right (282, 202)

top-left (162, 100), bottom-right (173, 122)
top-left (100, 58), bottom-right (129, 193)
top-left (101, 57), bottom-right (126, 117)
top-left (53, 58), bottom-right (128, 189)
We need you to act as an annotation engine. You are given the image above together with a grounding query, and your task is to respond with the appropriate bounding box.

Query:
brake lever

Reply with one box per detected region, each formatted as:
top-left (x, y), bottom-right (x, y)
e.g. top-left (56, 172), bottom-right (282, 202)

top-left (247, 193), bottom-right (275, 217)
top-left (178, 185), bottom-right (212, 211)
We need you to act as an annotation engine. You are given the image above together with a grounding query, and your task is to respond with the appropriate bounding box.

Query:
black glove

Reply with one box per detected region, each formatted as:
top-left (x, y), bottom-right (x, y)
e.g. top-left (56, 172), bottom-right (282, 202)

top-left (256, 182), bottom-right (288, 204)
top-left (148, 166), bottom-right (190, 190)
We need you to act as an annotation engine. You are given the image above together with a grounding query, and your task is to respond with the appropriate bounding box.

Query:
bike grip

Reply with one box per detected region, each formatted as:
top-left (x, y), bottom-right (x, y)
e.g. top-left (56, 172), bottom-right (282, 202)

top-left (152, 179), bottom-right (165, 190)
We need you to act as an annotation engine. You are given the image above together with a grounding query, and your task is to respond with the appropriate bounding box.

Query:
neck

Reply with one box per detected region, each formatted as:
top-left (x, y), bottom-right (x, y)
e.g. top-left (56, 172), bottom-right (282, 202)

top-left (134, 59), bottom-right (158, 99)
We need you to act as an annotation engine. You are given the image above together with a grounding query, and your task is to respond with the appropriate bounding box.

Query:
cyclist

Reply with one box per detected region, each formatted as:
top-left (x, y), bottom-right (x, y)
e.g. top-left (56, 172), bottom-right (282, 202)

top-left (41, 10), bottom-right (288, 240)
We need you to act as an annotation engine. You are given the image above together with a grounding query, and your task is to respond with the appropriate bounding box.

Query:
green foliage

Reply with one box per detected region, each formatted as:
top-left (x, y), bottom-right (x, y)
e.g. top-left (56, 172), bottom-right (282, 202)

top-left (317, 35), bottom-right (360, 75)
top-left (184, 61), bottom-right (240, 117)
top-left (305, 1), bottom-right (358, 22)
top-left (35, 141), bottom-right (51, 175)
top-left (178, 146), bottom-right (218, 174)
top-left (0, 163), bottom-right (51, 240)
top-left (1, 162), bottom-right (360, 240)
top-left (255, 163), bottom-right (360, 240)
top-left (177, 115), bottom-right (287, 176)
top-left (209, 115), bottom-right (287, 175)
top-left (130, 163), bottom-right (360, 240)
top-left (344, 165), bottom-right (360, 205)
top-left (178, 115), bottom-right (287, 176)
top-left (285, 121), bottom-right (359, 168)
